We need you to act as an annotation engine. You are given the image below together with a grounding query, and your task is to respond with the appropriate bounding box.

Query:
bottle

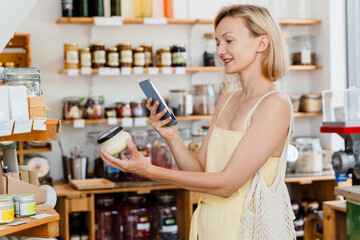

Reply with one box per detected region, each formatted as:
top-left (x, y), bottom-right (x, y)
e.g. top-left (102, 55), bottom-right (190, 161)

top-left (121, 0), bottom-right (134, 18)
top-left (62, 0), bottom-right (74, 17)
top-left (111, 0), bottom-right (121, 16)
top-left (203, 33), bottom-right (216, 66)
top-left (91, 0), bottom-right (104, 16)
top-left (74, 0), bottom-right (89, 17)
top-left (163, 0), bottom-right (173, 18)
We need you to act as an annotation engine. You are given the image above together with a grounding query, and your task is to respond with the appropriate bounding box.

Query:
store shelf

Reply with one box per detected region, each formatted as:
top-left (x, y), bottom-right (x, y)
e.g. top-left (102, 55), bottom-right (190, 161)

top-left (0, 119), bottom-right (60, 142)
top-left (289, 65), bottom-right (323, 71)
top-left (0, 146), bottom-right (52, 156)
top-left (56, 17), bottom-right (321, 26)
top-left (0, 205), bottom-right (59, 238)
top-left (294, 112), bottom-right (322, 117)
top-left (285, 171), bottom-right (335, 184)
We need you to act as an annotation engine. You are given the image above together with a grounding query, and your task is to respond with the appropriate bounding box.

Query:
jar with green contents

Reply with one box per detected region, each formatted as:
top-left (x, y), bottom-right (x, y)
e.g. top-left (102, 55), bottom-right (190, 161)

top-left (15, 194), bottom-right (36, 217)
top-left (0, 200), bottom-right (14, 224)
top-left (0, 194), bottom-right (15, 212)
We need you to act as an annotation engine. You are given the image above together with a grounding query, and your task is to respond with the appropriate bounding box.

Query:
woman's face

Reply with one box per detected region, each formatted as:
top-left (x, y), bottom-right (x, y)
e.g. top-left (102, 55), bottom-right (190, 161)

top-left (215, 17), bottom-right (259, 74)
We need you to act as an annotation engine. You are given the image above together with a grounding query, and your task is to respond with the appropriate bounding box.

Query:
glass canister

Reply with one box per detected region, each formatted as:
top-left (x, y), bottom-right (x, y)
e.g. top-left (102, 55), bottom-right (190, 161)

top-left (295, 138), bottom-right (323, 173)
top-left (79, 48), bottom-right (92, 68)
top-left (203, 33), bottom-right (216, 67)
top-left (149, 131), bottom-right (173, 169)
top-left (291, 35), bottom-right (316, 65)
top-left (83, 132), bottom-right (101, 178)
top-left (117, 43), bottom-right (133, 67)
top-left (64, 43), bottom-right (79, 69)
top-left (106, 47), bottom-right (120, 68)
top-left (63, 97), bottom-right (83, 120)
top-left (169, 89), bottom-right (193, 116)
top-left (156, 48), bottom-right (172, 67)
top-left (90, 43), bottom-right (106, 68)
top-left (155, 194), bottom-right (178, 240)
top-left (15, 194), bottom-right (36, 217)
top-left (2, 67), bottom-right (42, 96)
top-left (141, 45), bottom-right (153, 67)
top-left (123, 195), bottom-right (151, 240)
top-left (95, 196), bottom-right (114, 240)
top-left (133, 47), bottom-right (146, 67)
top-left (192, 84), bottom-right (216, 115)
top-left (171, 44), bottom-right (187, 67)
top-left (0, 200), bottom-right (14, 224)
top-left (300, 94), bottom-right (322, 112)
top-left (82, 96), bottom-right (104, 119)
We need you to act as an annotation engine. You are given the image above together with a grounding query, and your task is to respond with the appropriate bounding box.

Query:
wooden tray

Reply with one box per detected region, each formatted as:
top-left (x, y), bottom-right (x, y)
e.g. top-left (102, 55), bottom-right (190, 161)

top-left (70, 178), bottom-right (115, 190)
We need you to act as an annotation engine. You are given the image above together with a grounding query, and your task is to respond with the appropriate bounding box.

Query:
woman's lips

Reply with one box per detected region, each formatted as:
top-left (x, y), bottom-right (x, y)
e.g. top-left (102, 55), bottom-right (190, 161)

top-left (223, 58), bottom-right (233, 65)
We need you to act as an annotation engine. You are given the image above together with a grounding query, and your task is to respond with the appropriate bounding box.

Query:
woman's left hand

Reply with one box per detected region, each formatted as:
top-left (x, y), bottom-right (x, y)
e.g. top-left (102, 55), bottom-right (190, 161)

top-left (99, 139), bottom-right (152, 177)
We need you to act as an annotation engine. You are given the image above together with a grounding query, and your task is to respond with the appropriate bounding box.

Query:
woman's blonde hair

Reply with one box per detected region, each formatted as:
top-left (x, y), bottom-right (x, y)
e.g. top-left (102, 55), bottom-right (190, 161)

top-left (215, 4), bottom-right (288, 90)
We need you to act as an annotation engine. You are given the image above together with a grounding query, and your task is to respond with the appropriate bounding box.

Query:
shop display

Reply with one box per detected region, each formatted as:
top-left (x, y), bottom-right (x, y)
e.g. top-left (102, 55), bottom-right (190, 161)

top-left (203, 33), bottom-right (216, 66)
top-left (2, 67), bottom-right (42, 96)
top-left (70, 212), bottom-right (89, 239)
top-left (171, 44), bottom-right (186, 67)
top-left (82, 96), bottom-right (104, 119)
top-left (295, 138), bottom-right (323, 173)
top-left (141, 44), bottom-right (153, 67)
top-left (97, 125), bottom-right (132, 156)
top-left (156, 48), bottom-right (172, 67)
top-left (95, 196), bottom-right (114, 240)
top-left (133, 47), bottom-right (146, 67)
top-left (64, 43), bottom-right (79, 69)
top-left (14, 194), bottom-right (36, 217)
top-left (155, 194), bottom-right (178, 240)
top-left (106, 47), bottom-right (119, 68)
top-left (0, 200), bottom-right (14, 224)
top-left (169, 89), bottom-right (193, 116)
top-left (291, 35), bottom-right (316, 65)
top-left (118, 43), bottom-right (133, 67)
top-left (90, 43), bottom-right (106, 68)
top-left (79, 47), bottom-right (92, 68)
top-left (83, 131), bottom-right (101, 177)
top-left (192, 84), bottom-right (216, 115)
top-left (63, 97), bottom-right (83, 119)
top-left (300, 94), bottom-right (322, 112)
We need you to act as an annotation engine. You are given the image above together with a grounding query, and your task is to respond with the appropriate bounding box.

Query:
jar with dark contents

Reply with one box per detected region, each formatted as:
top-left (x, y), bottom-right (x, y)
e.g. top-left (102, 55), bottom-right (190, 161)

top-left (141, 45), bottom-right (153, 67)
top-left (117, 43), bottom-right (133, 67)
top-left (105, 107), bottom-right (117, 118)
top-left (82, 96), bottom-right (104, 119)
top-left (156, 48), bottom-right (172, 67)
top-left (106, 47), bottom-right (119, 68)
top-left (203, 33), bottom-right (216, 66)
top-left (91, 43), bottom-right (106, 68)
top-left (131, 101), bottom-right (145, 117)
top-left (192, 84), bottom-right (216, 115)
top-left (116, 102), bottom-right (132, 118)
top-left (155, 194), bottom-right (178, 240)
top-left (133, 47), bottom-right (146, 67)
top-left (79, 47), bottom-right (92, 68)
top-left (95, 196), bottom-right (114, 240)
top-left (123, 195), bottom-right (151, 240)
top-left (149, 131), bottom-right (173, 169)
top-left (63, 97), bottom-right (83, 120)
top-left (171, 44), bottom-right (187, 67)
top-left (291, 35), bottom-right (316, 65)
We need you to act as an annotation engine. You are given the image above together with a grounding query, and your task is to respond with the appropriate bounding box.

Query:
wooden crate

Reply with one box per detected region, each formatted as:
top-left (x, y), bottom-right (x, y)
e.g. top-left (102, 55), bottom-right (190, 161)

top-left (0, 34), bottom-right (31, 67)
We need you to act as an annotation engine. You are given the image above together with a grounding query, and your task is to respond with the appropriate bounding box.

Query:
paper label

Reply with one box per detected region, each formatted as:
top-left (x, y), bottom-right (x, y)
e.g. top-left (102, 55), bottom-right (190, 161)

top-left (161, 52), bottom-right (172, 66)
top-left (94, 16), bottom-right (123, 25)
top-left (145, 52), bottom-right (152, 65)
top-left (20, 202), bottom-right (36, 215)
top-left (148, 67), bottom-right (159, 75)
top-left (107, 52), bottom-right (119, 66)
top-left (107, 117), bottom-right (118, 125)
top-left (7, 220), bottom-right (29, 226)
top-left (73, 119), bottom-right (85, 128)
top-left (0, 120), bottom-right (14, 137)
top-left (30, 213), bottom-right (52, 219)
top-left (33, 117), bottom-right (47, 131)
top-left (134, 117), bottom-right (147, 127)
top-left (134, 53), bottom-right (145, 66)
top-left (0, 228), bottom-right (6, 231)
top-left (120, 50), bottom-right (133, 64)
top-left (80, 53), bottom-right (92, 68)
top-left (122, 117), bottom-right (133, 127)
top-left (133, 67), bottom-right (144, 74)
top-left (13, 119), bottom-right (33, 134)
top-left (144, 17), bottom-right (167, 24)
top-left (137, 222), bottom-right (150, 231)
top-left (301, 48), bottom-right (311, 65)
top-left (161, 67), bottom-right (172, 75)
top-left (175, 67), bottom-right (186, 75)
top-left (94, 50), bottom-right (106, 64)
top-left (98, 67), bottom-right (120, 76)
top-left (66, 50), bottom-right (79, 64)
top-left (81, 67), bottom-right (92, 75)
top-left (121, 67), bottom-right (131, 75)
top-left (67, 69), bottom-right (79, 76)
top-left (0, 209), bottom-right (14, 223)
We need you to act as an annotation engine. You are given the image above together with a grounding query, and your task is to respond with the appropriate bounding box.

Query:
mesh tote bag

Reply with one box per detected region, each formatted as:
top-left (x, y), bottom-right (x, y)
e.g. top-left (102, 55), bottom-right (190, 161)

top-left (239, 90), bottom-right (296, 240)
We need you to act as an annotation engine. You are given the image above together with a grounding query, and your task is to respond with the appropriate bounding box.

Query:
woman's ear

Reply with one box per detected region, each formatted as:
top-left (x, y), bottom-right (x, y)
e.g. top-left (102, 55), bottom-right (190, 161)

top-left (256, 35), bottom-right (270, 53)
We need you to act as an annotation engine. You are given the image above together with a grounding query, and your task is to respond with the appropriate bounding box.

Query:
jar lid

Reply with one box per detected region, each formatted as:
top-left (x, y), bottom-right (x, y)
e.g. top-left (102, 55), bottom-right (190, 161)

top-left (107, 47), bottom-right (118, 51)
top-left (134, 47), bottom-right (144, 51)
top-left (65, 42), bottom-right (78, 46)
top-left (2, 67), bottom-right (40, 81)
top-left (170, 89), bottom-right (191, 93)
top-left (158, 194), bottom-right (174, 203)
top-left (105, 106), bottom-right (116, 110)
top-left (204, 33), bottom-right (215, 39)
top-left (127, 195), bottom-right (143, 203)
top-left (161, 47), bottom-right (170, 51)
top-left (0, 200), bottom-right (13, 208)
top-left (302, 94), bottom-right (321, 99)
top-left (15, 194), bottom-right (35, 201)
top-left (118, 43), bottom-right (131, 46)
top-left (97, 125), bottom-right (123, 144)
top-left (80, 47), bottom-right (90, 51)
top-left (141, 44), bottom-right (152, 48)
top-left (173, 44), bottom-right (185, 47)
top-left (91, 42), bottom-right (105, 46)
top-left (4, 62), bottom-right (15, 67)
top-left (0, 194), bottom-right (15, 201)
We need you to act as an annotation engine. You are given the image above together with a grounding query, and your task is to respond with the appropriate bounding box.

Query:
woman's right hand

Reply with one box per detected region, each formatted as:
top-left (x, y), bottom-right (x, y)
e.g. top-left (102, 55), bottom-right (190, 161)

top-left (146, 97), bottom-right (178, 141)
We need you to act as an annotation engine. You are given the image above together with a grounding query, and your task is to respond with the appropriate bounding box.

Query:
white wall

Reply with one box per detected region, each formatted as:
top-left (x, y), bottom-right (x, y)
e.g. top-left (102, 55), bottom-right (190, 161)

top-left (15, 0), bottom-right (344, 180)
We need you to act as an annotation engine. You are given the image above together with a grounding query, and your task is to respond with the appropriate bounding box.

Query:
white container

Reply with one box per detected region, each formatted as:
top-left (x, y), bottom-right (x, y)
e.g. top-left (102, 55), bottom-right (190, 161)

top-left (97, 125), bottom-right (132, 156)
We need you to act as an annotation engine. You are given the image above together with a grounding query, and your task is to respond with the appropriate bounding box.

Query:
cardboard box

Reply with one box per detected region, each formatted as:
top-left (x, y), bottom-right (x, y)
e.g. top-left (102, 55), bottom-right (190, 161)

top-left (29, 107), bottom-right (46, 118)
top-left (27, 96), bottom-right (45, 109)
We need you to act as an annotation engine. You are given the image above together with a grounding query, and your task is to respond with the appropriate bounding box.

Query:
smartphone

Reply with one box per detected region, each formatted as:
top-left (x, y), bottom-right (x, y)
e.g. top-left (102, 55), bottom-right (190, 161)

top-left (139, 79), bottom-right (177, 127)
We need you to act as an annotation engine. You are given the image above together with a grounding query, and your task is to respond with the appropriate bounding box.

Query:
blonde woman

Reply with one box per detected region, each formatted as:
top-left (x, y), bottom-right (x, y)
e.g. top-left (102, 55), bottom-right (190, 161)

top-left (100, 4), bottom-right (296, 240)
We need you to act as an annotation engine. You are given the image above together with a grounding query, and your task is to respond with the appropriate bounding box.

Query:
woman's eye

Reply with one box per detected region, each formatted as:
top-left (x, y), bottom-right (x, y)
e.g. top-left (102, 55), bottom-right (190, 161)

top-left (216, 42), bottom-right (220, 46)
top-left (226, 40), bottom-right (232, 44)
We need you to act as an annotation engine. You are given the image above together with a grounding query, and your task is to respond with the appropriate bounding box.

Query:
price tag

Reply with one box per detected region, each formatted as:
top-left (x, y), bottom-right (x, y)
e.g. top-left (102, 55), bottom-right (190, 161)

top-left (107, 117), bottom-right (118, 125)
top-left (161, 67), bottom-right (173, 75)
top-left (94, 17), bottom-right (123, 26)
top-left (33, 118), bottom-right (47, 131)
top-left (109, 68), bottom-right (120, 75)
top-left (122, 117), bottom-right (133, 128)
top-left (13, 119), bottom-right (33, 134)
top-left (73, 119), bottom-right (85, 128)
top-left (0, 120), bottom-right (14, 137)
top-left (81, 67), bottom-right (92, 75)
top-left (175, 67), bottom-right (186, 75)
top-left (67, 69), bottom-right (79, 76)
top-left (134, 117), bottom-right (147, 127)
top-left (133, 67), bottom-right (144, 75)
top-left (31, 213), bottom-right (53, 219)
top-left (144, 17), bottom-right (167, 25)
top-left (98, 67), bottom-right (110, 76)
top-left (148, 67), bottom-right (159, 75)
top-left (7, 221), bottom-right (29, 226)
top-left (121, 67), bottom-right (131, 75)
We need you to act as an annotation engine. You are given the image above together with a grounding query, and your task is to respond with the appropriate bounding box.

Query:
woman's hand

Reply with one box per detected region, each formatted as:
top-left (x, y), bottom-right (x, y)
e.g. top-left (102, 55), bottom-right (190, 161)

top-left (99, 139), bottom-right (152, 177)
top-left (146, 97), bottom-right (177, 141)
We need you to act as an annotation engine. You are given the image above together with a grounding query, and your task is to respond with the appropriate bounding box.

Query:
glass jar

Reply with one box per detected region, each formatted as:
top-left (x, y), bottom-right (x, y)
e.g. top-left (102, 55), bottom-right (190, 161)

top-left (134, 0), bottom-right (152, 17)
top-left (155, 194), bottom-right (178, 240)
top-left (291, 35), bottom-right (316, 65)
top-left (123, 195), bottom-right (151, 240)
top-left (0, 200), bottom-right (14, 224)
top-left (141, 45), bottom-right (153, 67)
top-left (83, 132), bottom-right (101, 177)
top-left (133, 47), bottom-right (146, 67)
top-left (300, 94), bottom-right (322, 112)
top-left (105, 107), bottom-right (117, 118)
top-left (15, 194), bottom-right (36, 217)
top-left (169, 89), bottom-right (193, 116)
top-left (79, 48), bottom-right (92, 68)
top-left (63, 97), bottom-right (83, 120)
top-left (106, 47), bottom-right (120, 68)
top-left (192, 84), bottom-right (216, 115)
top-left (131, 101), bottom-right (145, 117)
top-left (82, 96), bottom-right (104, 119)
top-left (171, 44), bottom-right (187, 67)
top-left (2, 67), bottom-right (42, 96)
top-left (0, 194), bottom-right (15, 213)
top-left (149, 131), bottom-right (173, 169)
top-left (156, 48), bottom-right (172, 67)
top-left (90, 43), bottom-right (106, 68)
top-left (95, 197), bottom-right (114, 240)
top-left (116, 102), bottom-right (132, 118)
top-left (295, 138), bottom-right (323, 173)
top-left (4, 62), bottom-right (15, 68)
top-left (188, 134), bottom-right (204, 156)
top-left (64, 43), bottom-right (79, 69)
top-left (203, 33), bottom-right (216, 66)
top-left (117, 43), bottom-right (133, 67)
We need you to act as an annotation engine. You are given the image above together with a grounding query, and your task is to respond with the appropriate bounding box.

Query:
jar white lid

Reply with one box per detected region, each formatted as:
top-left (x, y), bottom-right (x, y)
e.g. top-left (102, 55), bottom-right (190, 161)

top-left (0, 194), bottom-right (15, 201)
top-left (15, 194), bottom-right (35, 201)
top-left (0, 200), bottom-right (13, 208)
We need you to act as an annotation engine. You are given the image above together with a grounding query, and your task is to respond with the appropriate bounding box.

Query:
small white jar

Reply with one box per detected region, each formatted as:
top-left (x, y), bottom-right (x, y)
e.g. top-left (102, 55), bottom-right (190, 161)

top-left (97, 126), bottom-right (132, 156)
top-left (15, 194), bottom-right (36, 217)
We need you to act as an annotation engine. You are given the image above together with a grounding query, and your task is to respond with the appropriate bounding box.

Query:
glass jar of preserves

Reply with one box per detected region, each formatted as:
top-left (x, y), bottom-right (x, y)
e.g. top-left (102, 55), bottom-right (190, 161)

top-left (134, 0), bottom-right (152, 17)
top-left (106, 47), bottom-right (119, 68)
top-left (79, 48), bottom-right (92, 68)
top-left (188, 134), bottom-right (204, 156)
top-left (169, 89), bottom-right (193, 116)
top-left (155, 194), bottom-right (178, 240)
top-left (291, 35), bottom-right (316, 65)
top-left (64, 43), bottom-right (79, 69)
top-left (90, 43), bottom-right (106, 68)
top-left (15, 194), bottom-right (36, 217)
top-left (133, 47), bottom-right (146, 67)
top-left (141, 45), bottom-right (153, 67)
top-left (295, 138), bottom-right (323, 173)
top-left (203, 33), bottom-right (216, 66)
top-left (192, 84), bottom-right (216, 115)
top-left (117, 43), bottom-right (133, 67)
top-left (105, 107), bottom-right (117, 118)
top-left (82, 96), bottom-right (104, 119)
top-left (131, 101), bottom-right (145, 117)
top-left (0, 200), bottom-right (14, 224)
top-left (63, 97), bottom-right (83, 120)
top-left (156, 48), bottom-right (172, 67)
top-left (95, 196), bottom-right (114, 240)
top-left (149, 131), bottom-right (174, 169)
top-left (123, 195), bottom-right (151, 240)
top-left (171, 44), bottom-right (187, 67)
top-left (116, 102), bottom-right (132, 118)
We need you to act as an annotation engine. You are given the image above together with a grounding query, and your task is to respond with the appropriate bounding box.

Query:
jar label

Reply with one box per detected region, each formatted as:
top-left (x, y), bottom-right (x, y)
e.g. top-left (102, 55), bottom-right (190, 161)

top-left (132, 107), bottom-right (144, 117)
top-left (161, 52), bottom-right (172, 66)
top-left (107, 52), bottom-right (119, 66)
top-left (134, 53), bottom-right (145, 66)
top-left (62, 0), bottom-right (73, 10)
top-left (301, 49), bottom-right (311, 64)
top-left (80, 52), bottom-right (92, 67)
top-left (121, 50), bottom-right (133, 63)
top-left (0, 209), bottom-right (14, 223)
top-left (162, 217), bottom-right (178, 233)
top-left (20, 202), bottom-right (36, 215)
top-left (172, 52), bottom-right (187, 65)
top-left (94, 50), bottom-right (106, 64)
top-left (66, 50), bottom-right (79, 64)
top-left (145, 52), bottom-right (152, 64)
top-left (137, 222), bottom-right (150, 231)
top-left (185, 94), bottom-right (193, 115)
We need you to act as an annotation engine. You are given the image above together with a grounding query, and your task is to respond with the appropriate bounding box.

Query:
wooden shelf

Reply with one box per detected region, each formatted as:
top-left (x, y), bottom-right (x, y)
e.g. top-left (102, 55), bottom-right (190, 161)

top-left (57, 17), bottom-right (321, 26)
top-left (0, 146), bottom-right (52, 156)
top-left (0, 119), bottom-right (60, 142)
top-left (285, 171), bottom-right (335, 184)
top-left (289, 65), bottom-right (323, 71)
top-left (294, 112), bottom-right (322, 117)
top-left (0, 205), bottom-right (59, 237)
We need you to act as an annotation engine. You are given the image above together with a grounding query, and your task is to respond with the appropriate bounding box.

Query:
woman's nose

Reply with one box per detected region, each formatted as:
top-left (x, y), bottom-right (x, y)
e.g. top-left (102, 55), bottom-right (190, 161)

top-left (216, 44), bottom-right (225, 57)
